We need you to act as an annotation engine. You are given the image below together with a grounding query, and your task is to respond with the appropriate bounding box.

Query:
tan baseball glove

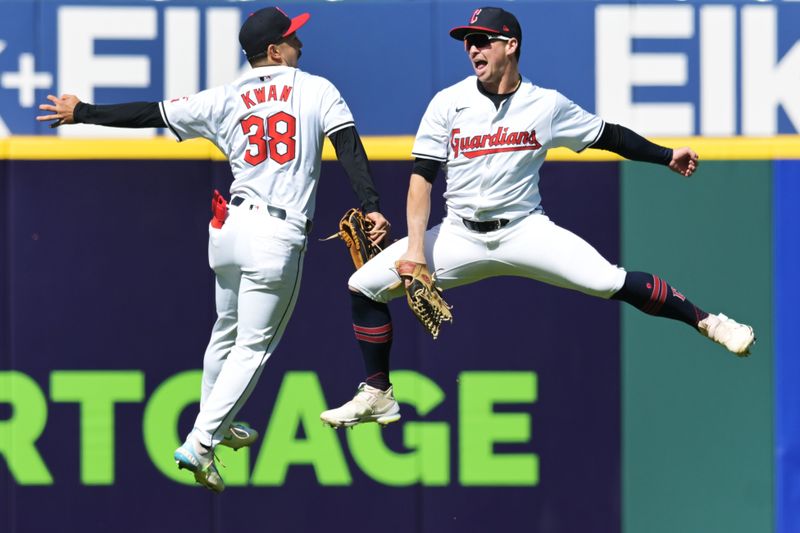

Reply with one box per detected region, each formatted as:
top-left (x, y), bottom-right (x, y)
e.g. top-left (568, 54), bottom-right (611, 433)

top-left (395, 260), bottom-right (453, 339)
top-left (322, 208), bottom-right (384, 270)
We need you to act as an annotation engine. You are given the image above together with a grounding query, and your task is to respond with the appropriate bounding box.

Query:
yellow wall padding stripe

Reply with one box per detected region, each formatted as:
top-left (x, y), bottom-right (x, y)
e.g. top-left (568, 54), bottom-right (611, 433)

top-left (2, 135), bottom-right (800, 161)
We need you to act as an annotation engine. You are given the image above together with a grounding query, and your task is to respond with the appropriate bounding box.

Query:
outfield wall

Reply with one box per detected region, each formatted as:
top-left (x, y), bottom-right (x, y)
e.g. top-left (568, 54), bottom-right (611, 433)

top-left (1, 0), bottom-right (799, 532)
top-left (1, 0), bottom-right (800, 137)
top-left (1, 157), bottom-right (624, 533)
top-left (1, 142), bottom-right (794, 533)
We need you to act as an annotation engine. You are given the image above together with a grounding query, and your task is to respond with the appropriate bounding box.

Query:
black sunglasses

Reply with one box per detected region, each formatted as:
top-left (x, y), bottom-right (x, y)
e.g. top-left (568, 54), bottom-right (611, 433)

top-left (464, 32), bottom-right (511, 49)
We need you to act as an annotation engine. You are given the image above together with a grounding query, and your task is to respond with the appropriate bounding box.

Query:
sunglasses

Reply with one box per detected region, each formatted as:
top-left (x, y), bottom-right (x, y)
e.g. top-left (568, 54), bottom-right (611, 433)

top-left (464, 32), bottom-right (511, 49)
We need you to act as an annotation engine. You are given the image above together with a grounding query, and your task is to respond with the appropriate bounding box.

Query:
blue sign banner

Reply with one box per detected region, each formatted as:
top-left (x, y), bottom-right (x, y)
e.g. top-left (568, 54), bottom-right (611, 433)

top-left (0, 1), bottom-right (799, 136)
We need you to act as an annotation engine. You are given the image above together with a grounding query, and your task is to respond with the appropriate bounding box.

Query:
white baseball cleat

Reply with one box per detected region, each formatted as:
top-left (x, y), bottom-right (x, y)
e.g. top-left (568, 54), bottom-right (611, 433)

top-left (218, 422), bottom-right (259, 451)
top-left (174, 436), bottom-right (224, 493)
top-left (698, 313), bottom-right (755, 356)
top-left (320, 383), bottom-right (401, 428)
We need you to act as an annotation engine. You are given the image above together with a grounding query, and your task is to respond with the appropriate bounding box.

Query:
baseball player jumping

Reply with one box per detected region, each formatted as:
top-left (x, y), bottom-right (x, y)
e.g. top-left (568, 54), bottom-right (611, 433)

top-left (38, 6), bottom-right (389, 492)
top-left (320, 6), bottom-right (754, 428)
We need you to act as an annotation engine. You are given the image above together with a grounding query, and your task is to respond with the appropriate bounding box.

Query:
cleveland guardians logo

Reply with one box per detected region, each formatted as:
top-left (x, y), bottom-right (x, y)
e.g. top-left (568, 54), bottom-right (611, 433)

top-left (470, 9), bottom-right (482, 24)
top-left (450, 127), bottom-right (542, 159)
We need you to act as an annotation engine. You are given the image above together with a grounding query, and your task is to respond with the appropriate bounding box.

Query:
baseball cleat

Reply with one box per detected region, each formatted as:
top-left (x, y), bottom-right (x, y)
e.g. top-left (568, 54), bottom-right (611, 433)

top-left (320, 383), bottom-right (401, 428)
top-left (218, 422), bottom-right (259, 451)
top-left (698, 313), bottom-right (755, 356)
top-left (174, 437), bottom-right (225, 493)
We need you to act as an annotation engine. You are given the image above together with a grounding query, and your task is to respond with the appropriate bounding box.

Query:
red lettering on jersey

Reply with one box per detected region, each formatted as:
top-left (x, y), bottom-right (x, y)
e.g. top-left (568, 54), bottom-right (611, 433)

top-left (529, 130), bottom-right (542, 149)
top-left (470, 9), bottom-right (482, 24)
top-left (450, 127), bottom-right (542, 159)
top-left (450, 128), bottom-right (461, 158)
top-left (169, 96), bottom-right (189, 103)
top-left (280, 85), bottom-right (292, 101)
top-left (254, 86), bottom-right (266, 104)
top-left (268, 85), bottom-right (278, 101)
top-left (241, 91), bottom-right (256, 109)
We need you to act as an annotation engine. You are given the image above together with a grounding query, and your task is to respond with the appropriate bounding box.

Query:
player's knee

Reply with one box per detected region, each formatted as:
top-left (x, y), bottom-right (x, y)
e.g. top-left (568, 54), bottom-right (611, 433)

top-left (348, 269), bottom-right (374, 296)
top-left (228, 343), bottom-right (270, 367)
top-left (580, 267), bottom-right (627, 299)
top-left (349, 276), bottom-right (394, 304)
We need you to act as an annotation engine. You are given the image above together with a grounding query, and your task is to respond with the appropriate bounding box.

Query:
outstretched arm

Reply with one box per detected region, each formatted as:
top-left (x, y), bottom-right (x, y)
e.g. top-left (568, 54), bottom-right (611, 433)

top-left (590, 122), bottom-right (699, 177)
top-left (36, 94), bottom-right (80, 127)
top-left (37, 94), bottom-right (165, 129)
top-left (329, 126), bottom-right (390, 244)
top-left (668, 146), bottom-right (699, 177)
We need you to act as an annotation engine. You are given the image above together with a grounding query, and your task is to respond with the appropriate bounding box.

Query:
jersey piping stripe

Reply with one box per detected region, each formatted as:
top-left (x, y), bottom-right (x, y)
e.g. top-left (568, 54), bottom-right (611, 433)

top-left (411, 152), bottom-right (447, 162)
top-left (158, 102), bottom-right (182, 142)
top-left (580, 121), bottom-right (607, 153)
top-left (210, 244), bottom-right (306, 441)
top-left (325, 121), bottom-right (355, 136)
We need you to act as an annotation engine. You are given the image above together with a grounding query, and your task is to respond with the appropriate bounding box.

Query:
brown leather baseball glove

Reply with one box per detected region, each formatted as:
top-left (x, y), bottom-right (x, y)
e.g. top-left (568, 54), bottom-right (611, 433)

top-left (395, 260), bottom-right (453, 339)
top-left (322, 208), bottom-right (384, 270)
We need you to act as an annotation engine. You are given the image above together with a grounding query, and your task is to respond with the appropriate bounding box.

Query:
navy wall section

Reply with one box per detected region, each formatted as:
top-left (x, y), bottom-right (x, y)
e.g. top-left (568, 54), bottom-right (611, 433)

top-left (1, 159), bottom-right (621, 533)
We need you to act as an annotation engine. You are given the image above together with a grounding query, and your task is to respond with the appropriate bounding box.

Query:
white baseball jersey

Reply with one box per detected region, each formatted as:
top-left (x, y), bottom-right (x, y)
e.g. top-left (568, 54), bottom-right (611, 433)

top-left (160, 65), bottom-right (354, 220)
top-left (412, 76), bottom-right (603, 222)
top-left (350, 75), bottom-right (625, 307)
top-left (161, 65), bottom-right (357, 448)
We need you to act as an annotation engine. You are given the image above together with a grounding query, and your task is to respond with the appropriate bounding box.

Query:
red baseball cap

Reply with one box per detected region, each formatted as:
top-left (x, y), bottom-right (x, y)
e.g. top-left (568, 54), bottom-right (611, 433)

top-left (449, 7), bottom-right (522, 42)
top-left (239, 7), bottom-right (310, 60)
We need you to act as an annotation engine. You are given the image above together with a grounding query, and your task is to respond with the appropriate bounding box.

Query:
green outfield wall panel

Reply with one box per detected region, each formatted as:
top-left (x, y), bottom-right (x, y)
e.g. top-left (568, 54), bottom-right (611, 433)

top-left (621, 161), bottom-right (773, 533)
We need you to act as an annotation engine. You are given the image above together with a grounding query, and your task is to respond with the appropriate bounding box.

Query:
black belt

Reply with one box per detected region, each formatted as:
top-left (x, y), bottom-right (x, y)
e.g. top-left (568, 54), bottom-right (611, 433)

top-left (462, 217), bottom-right (510, 232)
top-left (231, 196), bottom-right (312, 233)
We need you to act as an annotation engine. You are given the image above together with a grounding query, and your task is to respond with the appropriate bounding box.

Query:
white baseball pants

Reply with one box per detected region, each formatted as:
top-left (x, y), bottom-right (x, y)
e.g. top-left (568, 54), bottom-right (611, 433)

top-left (349, 211), bottom-right (626, 303)
top-left (192, 198), bottom-right (307, 447)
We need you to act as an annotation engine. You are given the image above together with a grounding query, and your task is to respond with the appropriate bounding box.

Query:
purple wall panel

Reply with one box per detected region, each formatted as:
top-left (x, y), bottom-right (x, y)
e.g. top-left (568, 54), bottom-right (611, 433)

top-left (1, 161), bottom-right (9, 367)
top-left (2, 159), bottom-right (620, 533)
top-left (5, 160), bottom-right (221, 533)
top-left (1, 161), bottom-right (11, 533)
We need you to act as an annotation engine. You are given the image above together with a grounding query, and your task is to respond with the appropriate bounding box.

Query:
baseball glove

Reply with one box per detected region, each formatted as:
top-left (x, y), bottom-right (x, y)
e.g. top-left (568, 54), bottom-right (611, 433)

top-left (395, 260), bottom-right (453, 339)
top-left (322, 208), bottom-right (384, 270)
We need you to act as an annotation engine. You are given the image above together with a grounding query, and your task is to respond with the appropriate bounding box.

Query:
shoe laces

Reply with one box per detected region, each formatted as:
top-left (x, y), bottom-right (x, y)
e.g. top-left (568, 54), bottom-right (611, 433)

top-left (229, 425), bottom-right (250, 440)
top-left (214, 451), bottom-right (226, 470)
top-left (195, 439), bottom-right (226, 470)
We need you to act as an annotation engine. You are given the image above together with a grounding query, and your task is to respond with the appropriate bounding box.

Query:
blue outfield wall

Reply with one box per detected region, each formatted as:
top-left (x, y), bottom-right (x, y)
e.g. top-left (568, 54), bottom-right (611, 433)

top-left (1, 0), bottom-right (800, 136)
top-left (775, 160), bottom-right (800, 533)
top-left (0, 159), bottom-right (622, 533)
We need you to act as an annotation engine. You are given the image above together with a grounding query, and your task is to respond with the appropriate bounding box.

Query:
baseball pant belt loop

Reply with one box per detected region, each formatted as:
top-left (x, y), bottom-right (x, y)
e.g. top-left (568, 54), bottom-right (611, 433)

top-left (231, 196), bottom-right (313, 234)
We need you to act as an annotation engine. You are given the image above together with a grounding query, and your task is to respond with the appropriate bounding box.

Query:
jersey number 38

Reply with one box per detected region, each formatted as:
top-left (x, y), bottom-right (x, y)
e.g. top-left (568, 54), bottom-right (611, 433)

top-left (240, 111), bottom-right (297, 166)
